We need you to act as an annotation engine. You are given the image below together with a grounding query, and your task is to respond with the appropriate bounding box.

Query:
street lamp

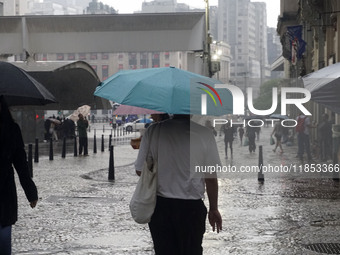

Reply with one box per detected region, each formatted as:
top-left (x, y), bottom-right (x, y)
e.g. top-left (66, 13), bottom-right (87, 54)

top-left (211, 41), bottom-right (222, 79)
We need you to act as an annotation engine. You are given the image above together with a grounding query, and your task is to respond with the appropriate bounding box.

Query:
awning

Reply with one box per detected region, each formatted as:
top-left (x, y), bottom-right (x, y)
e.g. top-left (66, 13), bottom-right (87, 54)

top-left (302, 62), bottom-right (340, 113)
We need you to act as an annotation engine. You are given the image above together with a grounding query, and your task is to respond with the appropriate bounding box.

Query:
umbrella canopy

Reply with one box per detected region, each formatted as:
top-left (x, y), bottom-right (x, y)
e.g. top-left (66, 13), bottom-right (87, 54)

top-left (302, 62), bottom-right (340, 113)
top-left (48, 118), bottom-right (61, 125)
top-left (269, 114), bottom-right (289, 120)
top-left (68, 105), bottom-right (91, 122)
top-left (94, 67), bottom-right (232, 115)
top-left (113, 104), bottom-right (163, 115)
top-left (0, 61), bottom-right (57, 106)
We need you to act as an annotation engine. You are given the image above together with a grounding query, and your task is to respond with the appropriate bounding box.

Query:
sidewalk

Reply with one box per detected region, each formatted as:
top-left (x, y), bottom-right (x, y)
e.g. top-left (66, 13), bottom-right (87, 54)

top-left (12, 126), bottom-right (340, 254)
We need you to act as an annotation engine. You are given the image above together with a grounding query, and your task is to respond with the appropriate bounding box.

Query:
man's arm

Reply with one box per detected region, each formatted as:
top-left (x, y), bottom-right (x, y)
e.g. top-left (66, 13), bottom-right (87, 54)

top-left (205, 177), bottom-right (222, 233)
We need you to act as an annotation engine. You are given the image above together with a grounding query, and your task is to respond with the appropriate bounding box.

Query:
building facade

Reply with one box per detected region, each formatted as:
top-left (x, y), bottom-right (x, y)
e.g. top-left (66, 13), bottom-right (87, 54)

top-left (277, 0), bottom-right (340, 145)
top-left (217, 0), bottom-right (269, 97)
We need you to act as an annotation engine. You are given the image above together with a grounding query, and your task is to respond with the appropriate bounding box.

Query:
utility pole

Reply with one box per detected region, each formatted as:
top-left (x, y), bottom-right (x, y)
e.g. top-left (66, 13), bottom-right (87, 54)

top-left (204, 0), bottom-right (213, 78)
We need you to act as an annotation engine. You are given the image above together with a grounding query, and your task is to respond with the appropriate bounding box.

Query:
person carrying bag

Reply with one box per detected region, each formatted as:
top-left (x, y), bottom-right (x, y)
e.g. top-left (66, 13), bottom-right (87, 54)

top-left (133, 115), bottom-right (222, 255)
top-left (130, 123), bottom-right (160, 224)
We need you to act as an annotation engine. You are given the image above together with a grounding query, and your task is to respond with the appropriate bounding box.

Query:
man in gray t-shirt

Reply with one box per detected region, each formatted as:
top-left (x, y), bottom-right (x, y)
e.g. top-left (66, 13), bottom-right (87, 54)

top-left (135, 115), bottom-right (222, 254)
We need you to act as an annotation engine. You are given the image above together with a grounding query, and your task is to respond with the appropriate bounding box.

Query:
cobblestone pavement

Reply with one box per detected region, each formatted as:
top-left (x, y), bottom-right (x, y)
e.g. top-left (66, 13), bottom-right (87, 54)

top-left (12, 125), bottom-right (340, 254)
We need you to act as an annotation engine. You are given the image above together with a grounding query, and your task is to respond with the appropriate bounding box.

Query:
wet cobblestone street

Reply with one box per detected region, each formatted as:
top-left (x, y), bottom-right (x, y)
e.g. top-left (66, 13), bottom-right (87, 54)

top-left (12, 125), bottom-right (340, 254)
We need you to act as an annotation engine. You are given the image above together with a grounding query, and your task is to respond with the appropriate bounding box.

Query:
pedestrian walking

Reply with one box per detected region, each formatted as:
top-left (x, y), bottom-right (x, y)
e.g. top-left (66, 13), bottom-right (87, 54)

top-left (49, 120), bottom-right (58, 141)
top-left (317, 113), bottom-right (332, 161)
top-left (238, 126), bottom-right (245, 146)
top-left (271, 122), bottom-right (284, 153)
top-left (246, 125), bottom-right (256, 153)
top-left (295, 113), bottom-right (314, 161)
top-left (220, 121), bottom-right (234, 159)
top-left (134, 115), bottom-right (222, 255)
top-left (77, 114), bottom-right (89, 156)
top-left (0, 96), bottom-right (38, 255)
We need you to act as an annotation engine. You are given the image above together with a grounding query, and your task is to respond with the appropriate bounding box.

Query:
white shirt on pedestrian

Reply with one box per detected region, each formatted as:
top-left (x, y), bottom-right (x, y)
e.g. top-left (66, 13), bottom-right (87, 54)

top-left (135, 117), bottom-right (221, 200)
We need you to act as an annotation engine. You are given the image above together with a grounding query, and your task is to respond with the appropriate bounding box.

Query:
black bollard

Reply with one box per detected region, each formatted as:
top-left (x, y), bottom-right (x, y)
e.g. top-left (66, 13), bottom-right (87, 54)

top-left (108, 145), bottom-right (115, 181)
top-left (109, 134), bottom-right (112, 149)
top-left (74, 136), bottom-right (78, 157)
top-left (28, 144), bottom-right (33, 178)
top-left (101, 134), bottom-right (105, 152)
top-left (62, 137), bottom-right (66, 158)
top-left (49, 138), bottom-right (54, 161)
top-left (93, 134), bottom-right (97, 154)
top-left (34, 138), bottom-right (39, 163)
top-left (258, 145), bottom-right (264, 182)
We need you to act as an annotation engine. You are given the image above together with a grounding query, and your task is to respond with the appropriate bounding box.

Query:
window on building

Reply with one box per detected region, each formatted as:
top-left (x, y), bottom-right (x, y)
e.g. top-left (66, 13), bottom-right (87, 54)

top-left (118, 54), bottom-right (124, 61)
top-left (79, 53), bottom-right (86, 60)
top-left (140, 52), bottom-right (148, 68)
top-left (141, 52), bottom-right (148, 59)
top-left (152, 52), bottom-right (160, 59)
top-left (68, 53), bottom-right (75, 60)
top-left (129, 53), bottom-right (137, 69)
top-left (56, 53), bottom-right (64, 60)
top-left (102, 65), bottom-right (109, 80)
top-left (42, 54), bottom-right (47, 61)
top-left (90, 53), bottom-right (97, 60)
top-left (102, 53), bottom-right (109, 60)
top-left (118, 64), bottom-right (124, 70)
top-left (92, 65), bottom-right (97, 72)
top-left (165, 52), bottom-right (170, 60)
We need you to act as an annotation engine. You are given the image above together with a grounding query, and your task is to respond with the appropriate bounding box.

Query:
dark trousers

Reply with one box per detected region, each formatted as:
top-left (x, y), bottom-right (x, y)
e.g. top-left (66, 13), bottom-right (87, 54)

top-left (224, 139), bottom-right (233, 156)
top-left (148, 196), bottom-right (207, 255)
top-left (0, 225), bottom-right (11, 255)
top-left (319, 137), bottom-right (332, 161)
top-left (297, 133), bottom-right (311, 160)
top-left (248, 136), bottom-right (256, 152)
top-left (79, 136), bottom-right (88, 155)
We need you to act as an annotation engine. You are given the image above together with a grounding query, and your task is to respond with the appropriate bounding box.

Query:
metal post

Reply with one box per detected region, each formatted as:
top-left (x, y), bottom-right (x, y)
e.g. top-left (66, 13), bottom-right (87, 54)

top-left (34, 138), bottom-right (39, 163)
top-left (258, 145), bottom-right (264, 182)
top-left (62, 137), bottom-right (66, 158)
top-left (93, 134), bottom-right (97, 154)
top-left (109, 134), bottom-right (112, 149)
top-left (108, 145), bottom-right (115, 181)
top-left (49, 138), bottom-right (53, 161)
top-left (28, 144), bottom-right (33, 178)
top-left (101, 134), bottom-right (104, 152)
top-left (74, 136), bottom-right (78, 157)
top-left (332, 124), bottom-right (340, 181)
top-left (332, 125), bottom-right (340, 182)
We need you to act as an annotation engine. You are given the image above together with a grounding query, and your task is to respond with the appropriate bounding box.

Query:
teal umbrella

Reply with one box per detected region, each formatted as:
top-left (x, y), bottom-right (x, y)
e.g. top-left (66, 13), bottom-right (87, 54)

top-left (94, 67), bottom-right (232, 115)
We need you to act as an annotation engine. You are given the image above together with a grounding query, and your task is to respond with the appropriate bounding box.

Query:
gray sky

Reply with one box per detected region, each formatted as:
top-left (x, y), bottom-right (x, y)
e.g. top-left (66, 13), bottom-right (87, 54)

top-left (101, 0), bottom-right (280, 28)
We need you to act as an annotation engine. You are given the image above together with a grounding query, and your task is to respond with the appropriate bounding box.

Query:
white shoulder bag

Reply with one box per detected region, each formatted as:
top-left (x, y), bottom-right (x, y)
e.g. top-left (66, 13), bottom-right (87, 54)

top-left (129, 124), bottom-right (160, 224)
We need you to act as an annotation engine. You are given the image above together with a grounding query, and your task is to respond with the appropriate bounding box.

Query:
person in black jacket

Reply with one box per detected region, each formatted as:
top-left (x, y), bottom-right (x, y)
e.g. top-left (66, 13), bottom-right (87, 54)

top-left (0, 96), bottom-right (38, 255)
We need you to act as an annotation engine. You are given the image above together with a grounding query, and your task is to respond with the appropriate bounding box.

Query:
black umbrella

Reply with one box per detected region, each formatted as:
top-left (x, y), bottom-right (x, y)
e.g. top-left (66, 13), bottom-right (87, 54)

top-left (0, 61), bottom-right (57, 106)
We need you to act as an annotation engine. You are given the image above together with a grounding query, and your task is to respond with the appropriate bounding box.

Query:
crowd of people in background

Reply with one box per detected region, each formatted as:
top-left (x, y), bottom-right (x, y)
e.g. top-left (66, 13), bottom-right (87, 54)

top-left (204, 112), bottom-right (334, 163)
top-left (43, 112), bottom-right (335, 163)
top-left (44, 115), bottom-right (75, 142)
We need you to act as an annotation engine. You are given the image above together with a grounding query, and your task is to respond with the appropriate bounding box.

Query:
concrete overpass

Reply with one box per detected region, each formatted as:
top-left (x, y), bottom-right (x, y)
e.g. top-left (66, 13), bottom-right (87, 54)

top-left (0, 13), bottom-right (208, 141)
top-left (0, 13), bottom-right (207, 108)
top-left (0, 13), bottom-right (206, 69)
